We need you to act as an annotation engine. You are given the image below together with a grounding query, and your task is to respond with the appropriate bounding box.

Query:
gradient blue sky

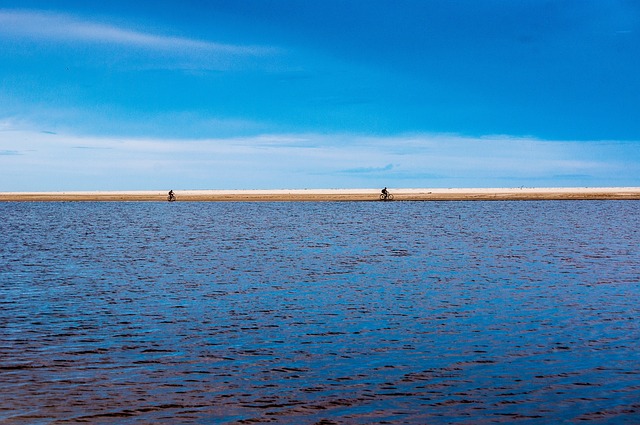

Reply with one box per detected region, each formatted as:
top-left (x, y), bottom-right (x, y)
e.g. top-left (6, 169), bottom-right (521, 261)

top-left (1, 0), bottom-right (639, 190)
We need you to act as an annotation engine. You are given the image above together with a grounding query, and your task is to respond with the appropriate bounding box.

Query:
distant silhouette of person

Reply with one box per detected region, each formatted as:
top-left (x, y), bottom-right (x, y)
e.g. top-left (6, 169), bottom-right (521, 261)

top-left (381, 187), bottom-right (388, 197)
top-left (168, 190), bottom-right (175, 201)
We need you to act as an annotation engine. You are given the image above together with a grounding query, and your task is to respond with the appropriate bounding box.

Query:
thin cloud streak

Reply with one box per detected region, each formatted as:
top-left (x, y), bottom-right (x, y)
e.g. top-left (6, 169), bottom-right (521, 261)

top-left (0, 10), bottom-right (273, 55)
top-left (341, 164), bottom-right (395, 174)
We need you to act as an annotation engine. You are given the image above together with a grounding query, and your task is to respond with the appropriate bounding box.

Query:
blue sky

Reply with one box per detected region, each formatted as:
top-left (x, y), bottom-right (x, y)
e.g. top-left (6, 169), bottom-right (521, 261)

top-left (1, 0), bottom-right (639, 190)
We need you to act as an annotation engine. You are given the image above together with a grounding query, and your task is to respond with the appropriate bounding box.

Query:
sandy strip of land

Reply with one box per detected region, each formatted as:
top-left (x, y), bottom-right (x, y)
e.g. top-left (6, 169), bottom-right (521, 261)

top-left (2, 187), bottom-right (640, 202)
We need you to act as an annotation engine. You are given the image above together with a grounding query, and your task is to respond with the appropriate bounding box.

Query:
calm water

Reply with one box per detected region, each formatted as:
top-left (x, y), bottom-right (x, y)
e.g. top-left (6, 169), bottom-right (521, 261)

top-left (1, 201), bottom-right (639, 424)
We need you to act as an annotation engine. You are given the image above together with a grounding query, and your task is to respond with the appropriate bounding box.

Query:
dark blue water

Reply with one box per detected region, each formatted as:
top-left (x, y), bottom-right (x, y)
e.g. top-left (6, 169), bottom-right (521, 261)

top-left (1, 201), bottom-right (639, 424)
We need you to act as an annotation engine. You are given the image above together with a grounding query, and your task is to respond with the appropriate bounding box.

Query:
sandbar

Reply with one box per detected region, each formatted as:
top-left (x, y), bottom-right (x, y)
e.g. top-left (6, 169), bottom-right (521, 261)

top-left (1, 187), bottom-right (640, 202)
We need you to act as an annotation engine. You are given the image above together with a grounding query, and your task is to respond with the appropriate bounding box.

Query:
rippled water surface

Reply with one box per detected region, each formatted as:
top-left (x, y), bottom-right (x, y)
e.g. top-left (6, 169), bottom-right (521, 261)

top-left (2, 201), bottom-right (640, 424)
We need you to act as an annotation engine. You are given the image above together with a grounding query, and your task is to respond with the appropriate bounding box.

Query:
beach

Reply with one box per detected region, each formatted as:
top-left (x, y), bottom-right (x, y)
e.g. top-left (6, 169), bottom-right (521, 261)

top-left (1, 187), bottom-right (640, 202)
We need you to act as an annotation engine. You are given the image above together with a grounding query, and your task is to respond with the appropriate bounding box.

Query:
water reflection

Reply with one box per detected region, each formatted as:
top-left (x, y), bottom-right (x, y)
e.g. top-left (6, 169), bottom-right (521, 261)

top-left (1, 201), bottom-right (639, 424)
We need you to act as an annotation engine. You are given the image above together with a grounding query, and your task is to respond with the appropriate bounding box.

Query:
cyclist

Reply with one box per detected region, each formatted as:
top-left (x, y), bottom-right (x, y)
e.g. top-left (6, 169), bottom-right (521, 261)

top-left (381, 187), bottom-right (388, 199)
top-left (168, 190), bottom-right (175, 201)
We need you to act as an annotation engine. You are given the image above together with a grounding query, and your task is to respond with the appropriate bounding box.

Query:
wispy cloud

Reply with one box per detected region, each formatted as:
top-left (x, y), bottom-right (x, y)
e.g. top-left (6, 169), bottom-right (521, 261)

top-left (0, 10), bottom-right (274, 56)
top-left (341, 164), bottom-right (394, 174)
top-left (2, 127), bottom-right (638, 191)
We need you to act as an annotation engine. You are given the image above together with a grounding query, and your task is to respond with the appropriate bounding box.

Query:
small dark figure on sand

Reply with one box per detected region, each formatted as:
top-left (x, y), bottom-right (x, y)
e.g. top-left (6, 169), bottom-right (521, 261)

top-left (380, 187), bottom-right (394, 201)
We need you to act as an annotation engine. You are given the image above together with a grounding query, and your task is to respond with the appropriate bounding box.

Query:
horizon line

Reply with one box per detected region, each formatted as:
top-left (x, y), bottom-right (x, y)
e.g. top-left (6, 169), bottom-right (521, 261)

top-left (3, 187), bottom-right (640, 202)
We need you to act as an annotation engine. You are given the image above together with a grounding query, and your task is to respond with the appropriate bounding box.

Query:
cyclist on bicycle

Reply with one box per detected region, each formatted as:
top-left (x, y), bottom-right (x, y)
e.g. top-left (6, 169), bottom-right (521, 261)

top-left (381, 187), bottom-right (388, 198)
top-left (168, 190), bottom-right (175, 201)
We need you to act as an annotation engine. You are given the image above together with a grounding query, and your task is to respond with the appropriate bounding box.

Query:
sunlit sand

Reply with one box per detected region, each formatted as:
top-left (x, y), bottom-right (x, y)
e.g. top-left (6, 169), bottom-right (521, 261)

top-left (2, 187), bottom-right (640, 201)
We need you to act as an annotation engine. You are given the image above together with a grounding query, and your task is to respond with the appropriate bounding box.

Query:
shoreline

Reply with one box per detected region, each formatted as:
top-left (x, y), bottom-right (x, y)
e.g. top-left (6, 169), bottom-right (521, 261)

top-left (2, 187), bottom-right (640, 202)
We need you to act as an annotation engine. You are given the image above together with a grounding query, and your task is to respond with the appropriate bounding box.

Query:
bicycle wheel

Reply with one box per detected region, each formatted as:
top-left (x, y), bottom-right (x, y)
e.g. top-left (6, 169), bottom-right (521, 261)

top-left (380, 193), bottom-right (386, 200)
top-left (387, 193), bottom-right (394, 200)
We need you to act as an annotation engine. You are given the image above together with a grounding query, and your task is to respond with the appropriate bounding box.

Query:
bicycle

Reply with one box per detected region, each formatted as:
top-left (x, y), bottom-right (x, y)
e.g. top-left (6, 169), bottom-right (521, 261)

top-left (167, 193), bottom-right (176, 202)
top-left (380, 192), bottom-right (394, 201)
